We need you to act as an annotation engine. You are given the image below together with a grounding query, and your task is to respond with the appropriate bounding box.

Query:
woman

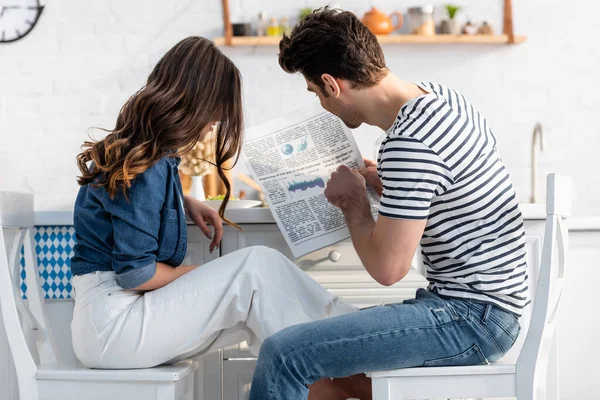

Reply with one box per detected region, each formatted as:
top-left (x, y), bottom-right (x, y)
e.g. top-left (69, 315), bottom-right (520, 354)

top-left (70, 36), bottom-right (357, 370)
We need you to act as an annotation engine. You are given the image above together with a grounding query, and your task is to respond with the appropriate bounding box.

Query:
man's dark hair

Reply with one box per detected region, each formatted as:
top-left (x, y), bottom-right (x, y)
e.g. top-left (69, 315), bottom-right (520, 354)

top-left (278, 7), bottom-right (387, 92)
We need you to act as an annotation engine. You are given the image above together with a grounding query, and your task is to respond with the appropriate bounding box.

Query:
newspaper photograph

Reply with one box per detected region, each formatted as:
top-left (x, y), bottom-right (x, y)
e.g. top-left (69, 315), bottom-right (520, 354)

top-left (242, 102), bottom-right (378, 258)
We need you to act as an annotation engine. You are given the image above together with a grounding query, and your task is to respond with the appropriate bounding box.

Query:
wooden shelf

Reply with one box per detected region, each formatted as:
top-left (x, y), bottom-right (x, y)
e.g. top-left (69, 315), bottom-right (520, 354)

top-left (377, 34), bottom-right (526, 45)
top-left (214, 34), bottom-right (526, 47)
top-left (219, 0), bottom-right (524, 48)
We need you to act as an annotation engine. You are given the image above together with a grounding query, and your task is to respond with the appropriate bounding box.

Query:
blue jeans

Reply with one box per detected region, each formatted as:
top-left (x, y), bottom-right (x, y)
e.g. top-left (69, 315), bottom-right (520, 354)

top-left (249, 288), bottom-right (520, 400)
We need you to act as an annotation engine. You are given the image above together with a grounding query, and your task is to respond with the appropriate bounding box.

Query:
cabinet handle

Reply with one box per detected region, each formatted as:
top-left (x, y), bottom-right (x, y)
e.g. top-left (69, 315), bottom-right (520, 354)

top-left (328, 250), bottom-right (341, 262)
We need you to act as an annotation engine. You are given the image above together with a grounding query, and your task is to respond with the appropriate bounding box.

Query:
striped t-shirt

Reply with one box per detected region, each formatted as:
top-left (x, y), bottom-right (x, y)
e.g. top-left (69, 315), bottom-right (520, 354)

top-left (377, 82), bottom-right (529, 316)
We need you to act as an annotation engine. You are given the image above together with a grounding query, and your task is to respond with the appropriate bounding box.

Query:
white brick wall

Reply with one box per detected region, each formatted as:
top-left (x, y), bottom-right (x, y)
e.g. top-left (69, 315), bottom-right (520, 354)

top-left (0, 0), bottom-right (599, 216)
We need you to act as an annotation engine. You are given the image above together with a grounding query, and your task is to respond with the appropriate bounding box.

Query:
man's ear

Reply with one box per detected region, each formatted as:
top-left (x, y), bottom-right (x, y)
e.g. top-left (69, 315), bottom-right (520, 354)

top-left (321, 74), bottom-right (341, 98)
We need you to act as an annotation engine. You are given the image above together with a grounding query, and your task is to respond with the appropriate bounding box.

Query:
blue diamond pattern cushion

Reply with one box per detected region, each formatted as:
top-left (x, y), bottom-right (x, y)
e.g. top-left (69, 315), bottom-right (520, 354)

top-left (20, 226), bottom-right (75, 299)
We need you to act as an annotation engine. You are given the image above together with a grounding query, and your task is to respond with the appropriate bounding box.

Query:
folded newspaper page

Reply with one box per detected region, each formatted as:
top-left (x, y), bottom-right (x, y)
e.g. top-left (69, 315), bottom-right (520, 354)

top-left (242, 102), bottom-right (378, 258)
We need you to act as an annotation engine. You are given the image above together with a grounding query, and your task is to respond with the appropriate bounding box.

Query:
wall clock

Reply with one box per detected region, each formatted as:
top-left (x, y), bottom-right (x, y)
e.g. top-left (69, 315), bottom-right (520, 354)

top-left (0, 0), bottom-right (44, 43)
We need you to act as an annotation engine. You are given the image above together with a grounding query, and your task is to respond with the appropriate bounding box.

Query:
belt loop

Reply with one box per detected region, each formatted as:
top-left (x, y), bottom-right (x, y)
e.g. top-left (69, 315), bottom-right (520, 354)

top-left (465, 298), bottom-right (473, 319)
top-left (482, 304), bottom-right (492, 324)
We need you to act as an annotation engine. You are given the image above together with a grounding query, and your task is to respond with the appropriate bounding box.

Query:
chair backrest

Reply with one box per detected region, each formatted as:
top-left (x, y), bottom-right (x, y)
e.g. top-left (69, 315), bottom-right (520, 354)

top-left (516, 174), bottom-right (572, 393)
top-left (0, 191), bottom-right (60, 400)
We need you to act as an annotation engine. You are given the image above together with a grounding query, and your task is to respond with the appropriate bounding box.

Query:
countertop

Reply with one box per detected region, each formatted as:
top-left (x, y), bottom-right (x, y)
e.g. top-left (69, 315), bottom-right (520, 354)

top-left (34, 207), bottom-right (277, 226)
top-left (32, 203), bottom-right (600, 231)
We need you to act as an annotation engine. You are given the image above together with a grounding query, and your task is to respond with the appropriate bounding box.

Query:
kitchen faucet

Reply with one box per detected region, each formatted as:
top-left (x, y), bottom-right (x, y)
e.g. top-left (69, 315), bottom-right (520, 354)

top-left (530, 122), bottom-right (544, 203)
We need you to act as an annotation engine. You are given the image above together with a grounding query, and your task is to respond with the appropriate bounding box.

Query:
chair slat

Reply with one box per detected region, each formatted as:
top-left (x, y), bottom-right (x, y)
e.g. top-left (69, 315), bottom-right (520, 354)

top-left (7, 230), bottom-right (41, 334)
top-left (556, 217), bottom-right (567, 278)
top-left (8, 230), bottom-right (25, 297)
top-left (22, 228), bottom-right (59, 365)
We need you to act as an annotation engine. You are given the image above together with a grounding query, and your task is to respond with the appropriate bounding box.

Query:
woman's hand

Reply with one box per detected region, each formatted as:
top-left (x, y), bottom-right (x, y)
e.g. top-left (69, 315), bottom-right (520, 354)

top-left (357, 159), bottom-right (383, 196)
top-left (184, 195), bottom-right (223, 253)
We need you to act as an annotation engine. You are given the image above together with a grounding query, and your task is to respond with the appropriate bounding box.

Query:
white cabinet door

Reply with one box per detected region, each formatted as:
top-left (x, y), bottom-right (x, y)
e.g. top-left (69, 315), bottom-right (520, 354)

top-left (221, 224), bottom-right (428, 308)
top-left (185, 225), bottom-right (219, 266)
top-left (191, 350), bottom-right (222, 400)
top-left (222, 360), bottom-right (257, 400)
top-left (184, 226), bottom-right (221, 400)
top-left (223, 339), bottom-right (253, 360)
top-left (221, 224), bottom-right (293, 258)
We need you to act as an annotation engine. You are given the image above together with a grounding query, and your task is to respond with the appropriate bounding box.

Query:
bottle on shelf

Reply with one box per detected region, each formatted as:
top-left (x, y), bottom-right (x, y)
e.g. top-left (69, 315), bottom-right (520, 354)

top-left (267, 16), bottom-right (281, 36)
top-left (256, 11), bottom-right (268, 37)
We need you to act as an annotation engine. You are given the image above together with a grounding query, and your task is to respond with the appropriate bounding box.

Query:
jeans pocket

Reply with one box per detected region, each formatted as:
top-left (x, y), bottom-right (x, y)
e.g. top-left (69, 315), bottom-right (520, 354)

top-left (72, 304), bottom-right (105, 368)
top-left (423, 343), bottom-right (489, 367)
top-left (486, 311), bottom-right (521, 356)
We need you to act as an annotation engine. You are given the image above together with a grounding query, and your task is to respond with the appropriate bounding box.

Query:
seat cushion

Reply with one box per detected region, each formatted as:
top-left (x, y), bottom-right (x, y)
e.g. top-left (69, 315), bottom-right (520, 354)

top-left (37, 360), bottom-right (197, 382)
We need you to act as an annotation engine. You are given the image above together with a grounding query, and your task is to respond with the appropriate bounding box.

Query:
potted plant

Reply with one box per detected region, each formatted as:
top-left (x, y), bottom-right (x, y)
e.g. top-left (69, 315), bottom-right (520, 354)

top-left (440, 4), bottom-right (461, 35)
top-left (299, 7), bottom-right (313, 21)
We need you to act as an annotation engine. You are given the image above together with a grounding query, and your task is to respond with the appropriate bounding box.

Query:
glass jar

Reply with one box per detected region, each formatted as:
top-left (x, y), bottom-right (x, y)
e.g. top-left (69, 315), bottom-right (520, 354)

top-left (407, 5), bottom-right (436, 36)
top-left (256, 12), bottom-right (268, 37)
top-left (267, 17), bottom-right (281, 37)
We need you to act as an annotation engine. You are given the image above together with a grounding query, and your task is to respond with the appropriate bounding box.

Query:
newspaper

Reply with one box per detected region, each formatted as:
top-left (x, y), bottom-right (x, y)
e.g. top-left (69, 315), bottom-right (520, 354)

top-left (242, 103), bottom-right (378, 258)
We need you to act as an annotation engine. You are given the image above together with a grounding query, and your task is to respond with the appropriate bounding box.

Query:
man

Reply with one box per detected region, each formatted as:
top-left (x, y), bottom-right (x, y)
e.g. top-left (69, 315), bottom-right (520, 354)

top-left (249, 8), bottom-right (528, 400)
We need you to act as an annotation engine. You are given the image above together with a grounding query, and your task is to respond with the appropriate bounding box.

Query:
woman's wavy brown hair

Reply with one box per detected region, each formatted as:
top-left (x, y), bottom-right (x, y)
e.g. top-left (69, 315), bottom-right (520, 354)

top-left (77, 36), bottom-right (243, 225)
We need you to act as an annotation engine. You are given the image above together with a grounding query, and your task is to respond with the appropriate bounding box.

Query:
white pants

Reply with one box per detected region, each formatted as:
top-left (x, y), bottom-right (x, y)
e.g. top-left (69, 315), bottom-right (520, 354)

top-left (71, 246), bottom-right (358, 369)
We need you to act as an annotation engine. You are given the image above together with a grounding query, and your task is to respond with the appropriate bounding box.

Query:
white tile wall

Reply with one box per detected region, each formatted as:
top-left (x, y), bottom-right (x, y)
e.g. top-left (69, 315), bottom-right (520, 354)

top-left (0, 0), bottom-right (598, 217)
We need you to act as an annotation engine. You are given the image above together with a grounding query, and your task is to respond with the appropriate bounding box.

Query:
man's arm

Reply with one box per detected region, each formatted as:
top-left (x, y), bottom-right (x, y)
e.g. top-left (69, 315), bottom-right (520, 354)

top-left (324, 166), bottom-right (425, 286)
top-left (340, 190), bottom-right (424, 286)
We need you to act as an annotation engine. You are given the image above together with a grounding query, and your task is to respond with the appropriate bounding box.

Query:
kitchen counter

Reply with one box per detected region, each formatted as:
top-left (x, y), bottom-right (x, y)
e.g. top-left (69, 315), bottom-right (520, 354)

top-left (32, 203), bottom-right (600, 231)
top-left (34, 207), bottom-right (277, 226)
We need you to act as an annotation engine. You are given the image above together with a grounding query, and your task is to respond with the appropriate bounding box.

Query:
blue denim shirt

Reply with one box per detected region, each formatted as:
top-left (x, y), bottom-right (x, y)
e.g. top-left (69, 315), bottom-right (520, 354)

top-left (71, 156), bottom-right (187, 289)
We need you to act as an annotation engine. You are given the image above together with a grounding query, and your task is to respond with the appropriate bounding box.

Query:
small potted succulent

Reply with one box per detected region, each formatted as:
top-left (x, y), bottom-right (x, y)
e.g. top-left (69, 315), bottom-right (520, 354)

top-left (440, 4), bottom-right (461, 35)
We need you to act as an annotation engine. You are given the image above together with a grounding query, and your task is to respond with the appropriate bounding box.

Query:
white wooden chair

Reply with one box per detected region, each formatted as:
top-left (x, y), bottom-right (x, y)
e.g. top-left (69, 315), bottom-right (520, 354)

top-left (0, 191), bottom-right (197, 400)
top-left (367, 173), bottom-right (572, 400)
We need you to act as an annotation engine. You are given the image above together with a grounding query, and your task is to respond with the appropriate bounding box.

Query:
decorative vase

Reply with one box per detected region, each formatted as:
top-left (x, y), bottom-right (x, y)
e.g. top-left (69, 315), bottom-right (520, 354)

top-left (462, 21), bottom-right (478, 35)
top-left (478, 21), bottom-right (494, 35)
top-left (448, 19), bottom-right (461, 35)
top-left (190, 175), bottom-right (206, 200)
top-left (440, 20), bottom-right (451, 34)
top-left (179, 171), bottom-right (192, 195)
